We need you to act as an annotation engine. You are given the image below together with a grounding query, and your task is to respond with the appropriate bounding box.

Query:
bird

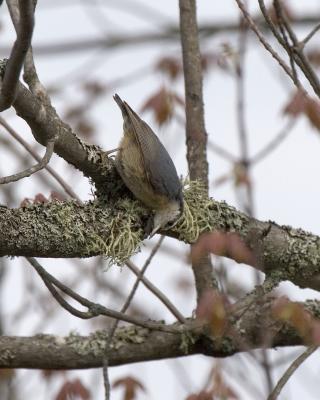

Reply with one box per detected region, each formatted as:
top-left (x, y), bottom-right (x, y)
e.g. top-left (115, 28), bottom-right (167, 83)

top-left (113, 94), bottom-right (183, 236)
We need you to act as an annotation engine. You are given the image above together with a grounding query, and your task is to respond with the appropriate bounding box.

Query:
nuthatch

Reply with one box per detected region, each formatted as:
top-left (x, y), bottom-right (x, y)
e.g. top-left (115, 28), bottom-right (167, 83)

top-left (113, 94), bottom-right (183, 236)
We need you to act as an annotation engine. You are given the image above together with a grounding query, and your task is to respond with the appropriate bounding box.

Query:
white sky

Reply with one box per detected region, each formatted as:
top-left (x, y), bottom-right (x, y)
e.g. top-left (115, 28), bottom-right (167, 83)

top-left (0, 1), bottom-right (320, 399)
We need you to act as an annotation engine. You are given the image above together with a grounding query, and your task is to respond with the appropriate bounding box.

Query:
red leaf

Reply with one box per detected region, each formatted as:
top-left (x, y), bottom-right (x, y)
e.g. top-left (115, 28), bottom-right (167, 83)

top-left (20, 197), bottom-right (32, 207)
top-left (304, 97), bottom-right (320, 131)
top-left (55, 378), bottom-right (91, 400)
top-left (233, 162), bottom-right (251, 187)
top-left (50, 191), bottom-right (66, 201)
top-left (307, 49), bottom-right (320, 67)
top-left (75, 119), bottom-right (95, 138)
top-left (272, 297), bottom-right (320, 344)
top-left (283, 90), bottom-right (308, 117)
top-left (155, 57), bottom-right (182, 80)
top-left (112, 376), bottom-right (145, 400)
top-left (82, 80), bottom-right (107, 97)
top-left (34, 193), bottom-right (48, 204)
top-left (141, 87), bottom-right (184, 126)
top-left (0, 369), bottom-right (15, 381)
top-left (196, 290), bottom-right (230, 337)
top-left (212, 368), bottom-right (239, 399)
top-left (186, 391), bottom-right (213, 400)
top-left (41, 369), bottom-right (64, 380)
top-left (192, 232), bottom-right (256, 266)
top-left (283, 90), bottom-right (320, 131)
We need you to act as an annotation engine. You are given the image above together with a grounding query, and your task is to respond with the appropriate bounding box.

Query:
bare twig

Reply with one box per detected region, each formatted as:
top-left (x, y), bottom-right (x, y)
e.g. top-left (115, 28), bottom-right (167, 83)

top-left (0, 0), bottom-right (34, 111)
top-left (207, 140), bottom-right (237, 162)
top-left (0, 117), bottom-right (81, 201)
top-left (0, 136), bottom-right (55, 184)
top-left (251, 118), bottom-right (296, 164)
top-left (236, 13), bottom-right (273, 391)
top-left (255, 0), bottom-right (319, 97)
top-left (271, 1), bottom-right (300, 87)
top-left (236, 11), bottom-right (255, 216)
top-left (102, 235), bottom-right (166, 399)
top-left (176, 113), bottom-right (236, 164)
top-left (300, 22), bottom-right (320, 48)
top-left (267, 346), bottom-right (318, 400)
top-left (234, 0), bottom-right (295, 83)
top-left (118, 235), bottom-right (166, 320)
top-left (26, 257), bottom-right (179, 333)
top-left (125, 260), bottom-right (186, 323)
top-left (272, 0), bottom-right (320, 98)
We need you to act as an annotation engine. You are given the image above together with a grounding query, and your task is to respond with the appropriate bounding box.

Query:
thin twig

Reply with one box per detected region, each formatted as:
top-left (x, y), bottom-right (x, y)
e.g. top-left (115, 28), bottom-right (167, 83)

top-left (126, 260), bottom-right (186, 323)
top-left (236, 12), bottom-right (273, 391)
top-left (207, 140), bottom-right (237, 162)
top-left (0, 136), bottom-right (55, 184)
top-left (272, 0), bottom-right (320, 98)
top-left (256, 0), bottom-right (319, 97)
top-left (272, 1), bottom-right (300, 87)
top-left (119, 235), bottom-right (166, 320)
top-left (251, 118), bottom-right (296, 164)
top-left (26, 257), bottom-right (179, 333)
top-left (236, 9), bottom-right (255, 216)
top-left (0, 0), bottom-right (34, 111)
top-left (0, 117), bottom-right (81, 201)
top-left (234, 0), bottom-right (295, 83)
top-left (300, 22), bottom-right (320, 48)
top-left (102, 235), bottom-right (166, 399)
top-left (267, 346), bottom-right (318, 400)
top-left (175, 113), bottom-right (236, 163)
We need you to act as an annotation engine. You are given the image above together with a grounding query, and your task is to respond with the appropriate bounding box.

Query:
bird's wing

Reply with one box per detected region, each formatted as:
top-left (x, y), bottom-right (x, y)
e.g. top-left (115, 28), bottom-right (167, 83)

top-left (114, 94), bottom-right (182, 202)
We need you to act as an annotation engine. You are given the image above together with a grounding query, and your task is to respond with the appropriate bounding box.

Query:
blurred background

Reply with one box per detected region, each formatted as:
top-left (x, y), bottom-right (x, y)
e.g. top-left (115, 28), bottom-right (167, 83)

top-left (0, 0), bottom-right (320, 399)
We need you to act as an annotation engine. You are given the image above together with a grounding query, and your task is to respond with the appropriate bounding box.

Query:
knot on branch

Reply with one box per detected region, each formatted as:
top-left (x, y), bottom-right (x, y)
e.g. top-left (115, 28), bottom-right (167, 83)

top-left (0, 58), bottom-right (8, 79)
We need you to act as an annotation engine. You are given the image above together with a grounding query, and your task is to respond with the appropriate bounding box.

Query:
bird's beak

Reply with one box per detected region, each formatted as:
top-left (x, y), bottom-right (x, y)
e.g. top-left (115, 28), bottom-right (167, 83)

top-left (149, 224), bottom-right (161, 238)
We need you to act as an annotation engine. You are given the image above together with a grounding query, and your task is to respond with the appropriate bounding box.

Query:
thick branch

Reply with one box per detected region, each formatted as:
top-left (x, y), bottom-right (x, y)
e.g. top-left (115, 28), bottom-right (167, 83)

top-left (0, 298), bottom-right (318, 370)
top-left (11, 81), bottom-right (113, 187)
top-left (0, 0), bottom-right (34, 111)
top-left (179, 0), bottom-right (208, 185)
top-left (1, 195), bottom-right (320, 290)
top-left (179, 0), bottom-right (216, 300)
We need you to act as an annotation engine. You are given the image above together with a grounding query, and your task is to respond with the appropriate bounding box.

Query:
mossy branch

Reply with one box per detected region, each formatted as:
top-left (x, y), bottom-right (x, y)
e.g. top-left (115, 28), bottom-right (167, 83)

top-left (1, 182), bottom-right (320, 290)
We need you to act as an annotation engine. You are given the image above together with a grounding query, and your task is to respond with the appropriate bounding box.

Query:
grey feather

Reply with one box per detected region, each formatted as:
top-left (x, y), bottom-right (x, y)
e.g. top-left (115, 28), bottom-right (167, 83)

top-left (113, 94), bottom-right (183, 206)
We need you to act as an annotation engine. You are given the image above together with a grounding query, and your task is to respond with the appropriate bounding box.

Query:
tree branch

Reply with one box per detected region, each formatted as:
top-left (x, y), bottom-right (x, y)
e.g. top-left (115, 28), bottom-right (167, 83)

top-left (1, 194), bottom-right (320, 290)
top-left (179, 0), bottom-right (216, 301)
top-left (0, 297), bottom-right (318, 370)
top-left (0, 14), bottom-right (319, 56)
top-left (0, 135), bottom-right (55, 184)
top-left (10, 80), bottom-right (113, 187)
top-left (26, 257), bottom-right (178, 334)
top-left (234, 0), bottom-right (295, 84)
top-left (125, 260), bottom-right (186, 323)
top-left (0, 116), bottom-right (81, 201)
top-left (0, 0), bottom-right (34, 111)
top-left (267, 346), bottom-right (318, 400)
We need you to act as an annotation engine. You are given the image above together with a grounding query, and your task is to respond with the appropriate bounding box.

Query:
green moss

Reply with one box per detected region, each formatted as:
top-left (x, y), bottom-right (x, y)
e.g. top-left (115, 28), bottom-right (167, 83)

top-left (66, 331), bottom-right (108, 357)
top-left (179, 331), bottom-right (198, 354)
top-left (173, 180), bottom-right (213, 243)
top-left (66, 326), bottom-right (150, 356)
top-left (111, 325), bottom-right (150, 350)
